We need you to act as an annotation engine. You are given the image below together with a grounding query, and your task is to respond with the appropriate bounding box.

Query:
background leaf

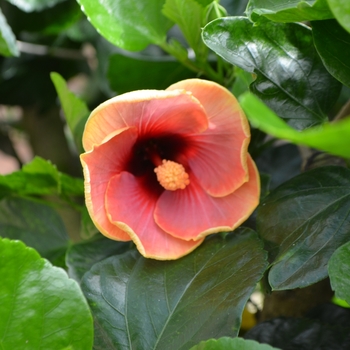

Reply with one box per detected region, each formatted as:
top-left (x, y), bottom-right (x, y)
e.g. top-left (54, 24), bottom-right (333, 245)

top-left (0, 238), bottom-right (93, 350)
top-left (4, 0), bottom-right (66, 12)
top-left (246, 0), bottom-right (333, 22)
top-left (328, 241), bottom-right (350, 305)
top-left (51, 72), bottom-right (90, 153)
top-left (0, 156), bottom-right (84, 199)
top-left (0, 8), bottom-right (18, 57)
top-left (239, 92), bottom-right (350, 159)
top-left (312, 19), bottom-right (350, 87)
top-left (190, 337), bottom-right (281, 350)
top-left (202, 17), bottom-right (341, 130)
top-left (245, 304), bottom-right (350, 349)
top-left (327, 0), bottom-right (350, 33)
top-left (107, 53), bottom-right (196, 94)
top-left (0, 196), bottom-right (69, 262)
top-left (81, 228), bottom-right (268, 350)
top-left (76, 0), bottom-right (172, 51)
top-left (257, 166), bottom-right (350, 290)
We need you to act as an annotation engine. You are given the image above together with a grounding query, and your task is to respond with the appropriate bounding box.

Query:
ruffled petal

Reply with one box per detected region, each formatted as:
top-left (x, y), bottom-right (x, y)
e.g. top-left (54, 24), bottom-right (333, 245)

top-left (80, 127), bottom-right (138, 241)
top-left (83, 89), bottom-right (208, 152)
top-left (105, 172), bottom-right (204, 260)
top-left (167, 79), bottom-right (250, 197)
top-left (154, 155), bottom-right (260, 241)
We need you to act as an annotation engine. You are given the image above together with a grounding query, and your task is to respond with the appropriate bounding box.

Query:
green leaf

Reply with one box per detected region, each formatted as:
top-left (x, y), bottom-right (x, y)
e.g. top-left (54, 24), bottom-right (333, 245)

top-left (327, 0), bottom-right (350, 33)
top-left (0, 156), bottom-right (84, 199)
top-left (257, 166), bottom-right (350, 290)
top-left (66, 235), bottom-right (133, 283)
top-left (51, 72), bottom-right (89, 153)
top-left (246, 0), bottom-right (333, 22)
top-left (4, 0), bottom-right (66, 12)
top-left (0, 8), bottom-right (18, 57)
top-left (108, 53), bottom-right (196, 94)
top-left (239, 92), bottom-right (350, 159)
top-left (81, 228), bottom-right (268, 349)
top-left (329, 241), bottom-right (350, 305)
top-left (162, 0), bottom-right (206, 53)
top-left (202, 17), bottom-right (341, 130)
top-left (0, 196), bottom-right (69, 262)
top-left (76, 0), bottom-right (172, 51)
top-left (0, 238), bottom-right (93, 350)
top-left (190, 337), bottom-right (281, 349)
top-left (312, 19), bottom-right (350, 87)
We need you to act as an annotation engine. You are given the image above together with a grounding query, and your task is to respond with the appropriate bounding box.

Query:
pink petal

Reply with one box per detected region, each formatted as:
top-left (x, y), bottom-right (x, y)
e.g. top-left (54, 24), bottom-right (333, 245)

top-left (167, 79), bottom-right (250, 197)
top-left (80, 127), bottom-right (138, 241)
top-left (154, 155), bottom-right (260, 241)
top-left (83, 89), bottom-right (208, 152)
top-left (105, 172), bottom-right (204, 260)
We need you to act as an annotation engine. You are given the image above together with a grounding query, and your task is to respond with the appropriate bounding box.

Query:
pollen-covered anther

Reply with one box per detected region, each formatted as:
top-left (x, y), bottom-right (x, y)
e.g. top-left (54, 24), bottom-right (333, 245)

top-left (154, 160), bottom-right (190, 191)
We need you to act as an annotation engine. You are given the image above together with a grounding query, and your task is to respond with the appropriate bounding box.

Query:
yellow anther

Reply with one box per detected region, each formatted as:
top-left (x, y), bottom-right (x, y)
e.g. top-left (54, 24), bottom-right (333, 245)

top-left (154, 160), bottom-right (190, 191)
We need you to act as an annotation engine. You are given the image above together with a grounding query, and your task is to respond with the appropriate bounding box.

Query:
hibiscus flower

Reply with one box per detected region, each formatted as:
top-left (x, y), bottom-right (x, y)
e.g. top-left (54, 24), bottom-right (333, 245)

top-left (80, 79), bottom-right (260, 260)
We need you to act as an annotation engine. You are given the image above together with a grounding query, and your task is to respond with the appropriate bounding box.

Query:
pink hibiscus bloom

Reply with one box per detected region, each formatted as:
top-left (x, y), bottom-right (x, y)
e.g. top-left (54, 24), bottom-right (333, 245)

top-left (80, 79), bottom-right (260, 260)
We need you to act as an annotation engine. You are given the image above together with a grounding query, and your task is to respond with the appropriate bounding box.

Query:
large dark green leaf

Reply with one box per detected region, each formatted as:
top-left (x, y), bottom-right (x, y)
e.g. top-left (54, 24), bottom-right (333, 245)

top-left (76, 0), bottom-right (172, 51)
top-left (328, 241), bottom-right (350, 305)
top-left (246, 0), bottom-right (333, 22)
top-left (0, 196), bottom-right (69, 261)
top-left (0, 8), bottom-right (18, 57)
top-left (312, 19), bottom-right (350, 87)
top-left (81, 228), bottom-right (268, 350)
top-left (4, 0), bottom-right (65, 12)
top-left (190, 337), bottom-right (281, 350)
top-left (66, 234), bottom-right (133, 282)
top-left (51, 72), bottom-right (90, 153)
top-left (257, 166), bottom-right (350, 290)
top-left (202, 17), bottom-right (341, 130)
top-left (107, 53), bottom-right (196, 94)
top-left (0, 238), bottom-right (93, 350)
top-left (239, 92), bottom-right (350, 159)
top-left (327, 0), bottom-right (350, 33)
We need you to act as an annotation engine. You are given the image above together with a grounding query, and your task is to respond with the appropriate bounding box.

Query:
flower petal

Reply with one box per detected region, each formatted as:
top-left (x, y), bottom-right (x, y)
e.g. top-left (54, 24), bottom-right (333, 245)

top-left (105, 172), bottom-right (204, 260)
top-left (80, 127), bottom-right (138, 241)
top-left (83, 89), bottom-right (209, 152)
top-left (154, 155), bottom-right (260, 241)
top-left (167, 79), bottom-right (250, 197)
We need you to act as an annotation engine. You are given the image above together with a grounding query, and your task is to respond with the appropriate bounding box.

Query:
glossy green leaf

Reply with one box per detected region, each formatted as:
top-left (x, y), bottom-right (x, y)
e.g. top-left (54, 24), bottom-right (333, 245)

top-left (327, 0), bottom-right (350, 33)
top-left (0, 8), bottom-right (18, 57)
top-left (81, 228), bottom-right (268, 349)
top-left (190, 337), bottom-right (281, 350)
top-left (5, 0), bottom-right (65, 12)
top-left (257, 166), bottom-right (350, 290)
top-left (66, 235), bottom-right (133, 282)
top-left (239, 92), bottom-right (350, 159)
top-left (329, 241), bottom-right (350, 305)
top-left (202, 17), bottom-right (341, 130)
top-left (0, 196), bottom-right (69, 261)
top-left (0, 156), bottom-right (84, 199)
top-left (76, 0), bottom-right (172, 51)
top-left (0, 239), bottom-right (93, 350)
top-left (246, 0), bottom-right (333, 22)
top-left (312, 19), bottom-right (350, 87)
top-left (108, 53), bottom-right (196, 94)
top-left (51, 72), bottom-right (89, 153)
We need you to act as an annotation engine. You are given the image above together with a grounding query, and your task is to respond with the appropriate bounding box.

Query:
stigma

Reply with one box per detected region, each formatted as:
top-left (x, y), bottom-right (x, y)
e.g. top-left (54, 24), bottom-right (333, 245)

top-left (154, 160), bottom-right (190, 191)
